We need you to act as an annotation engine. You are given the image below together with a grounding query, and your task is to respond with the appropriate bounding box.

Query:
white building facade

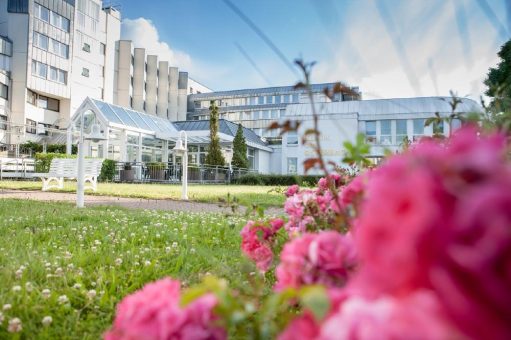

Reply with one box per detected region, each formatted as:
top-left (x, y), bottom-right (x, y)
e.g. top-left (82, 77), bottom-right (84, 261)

top-left (113, 40), bottom-right (211, 122)
top-left (0, 0), bottom-right (121, 145)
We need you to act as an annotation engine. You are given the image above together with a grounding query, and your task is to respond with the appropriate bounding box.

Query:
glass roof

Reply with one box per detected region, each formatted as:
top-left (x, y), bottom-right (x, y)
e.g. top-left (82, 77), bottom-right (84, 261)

top-left (91, 99), bottom-right (177, 134)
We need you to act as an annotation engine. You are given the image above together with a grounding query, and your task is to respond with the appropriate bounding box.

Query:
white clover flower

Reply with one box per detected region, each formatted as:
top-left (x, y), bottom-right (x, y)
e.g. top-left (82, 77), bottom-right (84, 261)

top-left (3, 304), bottom-right (12, 311)
top-left (190, 248), bottom-right (196, 254)
top-left (73, 283), bottom-right (82, 289)
top-left (91, 246), bottom-right (97, 252)
top-left (172, 242), bottom-right (178, 248)
top-left (42, 289), bottom-right (51, 299)
top-left (144, 260), bottom-right (151, 266)
top-left (12, 285), bottom-right (21, 293)
top-left (25, 282), bottom-right (33, 292)
top-left (7, 317), bottom-right (22, 333)
top-left (114, 258), bottom-right (123, 266)
top-left (15, 269), bottom-right (23, 279)
top-left (87, 290), bottom-right (97, 299)
top-left (165, 247), bottom-right (171, 253)
top-left (57, 295), bottom-right (69, 304)
top-left (55, 267), bottom-right (63, 276)
top-left (42, 316), bottom-right (52, 326)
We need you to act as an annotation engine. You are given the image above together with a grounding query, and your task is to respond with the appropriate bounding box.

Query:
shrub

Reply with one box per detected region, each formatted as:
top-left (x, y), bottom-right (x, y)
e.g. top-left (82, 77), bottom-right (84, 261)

top-left (234, 174), bottom-right (322, 186)
top-left (146, 162), bottom-right (166, 170)
top-left (34, 153), bottom-right (76, 172)
top-left (99, 159), bottom-right (116, 182)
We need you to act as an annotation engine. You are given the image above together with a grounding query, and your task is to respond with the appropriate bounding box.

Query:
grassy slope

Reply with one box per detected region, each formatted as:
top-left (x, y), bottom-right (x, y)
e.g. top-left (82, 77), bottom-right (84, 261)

top-left (0, 180), bottom-right (285, 208)
top-left (0, 199), bottom-right (255, 339)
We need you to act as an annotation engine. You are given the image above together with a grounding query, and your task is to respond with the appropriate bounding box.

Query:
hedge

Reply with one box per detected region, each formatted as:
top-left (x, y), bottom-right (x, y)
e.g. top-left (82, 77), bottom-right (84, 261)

top-left (233, 174), bottom-right (323, 187)
top-left (99, 159), bottom-right (116, 182)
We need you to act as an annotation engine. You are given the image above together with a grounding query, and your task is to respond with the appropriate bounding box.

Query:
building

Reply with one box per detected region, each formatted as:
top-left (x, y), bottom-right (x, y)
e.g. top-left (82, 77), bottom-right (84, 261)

top-left (113, 40), bottom-right (211, 122)
top-left (279, 96), bottom-right (481, 174)
top-left (68, 97), bottom-right (271, 178)
top-left (187, 83), bottom-right (361, 141)
top-left (0, 0), bottom-right (122, 145)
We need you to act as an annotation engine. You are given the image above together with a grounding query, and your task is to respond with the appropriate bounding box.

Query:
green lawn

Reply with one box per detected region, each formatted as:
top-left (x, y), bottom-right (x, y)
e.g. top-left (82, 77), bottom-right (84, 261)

top-left (0, 199), bottom-right (260, 339)
top-left (0, 180), bottom-right (286, 208)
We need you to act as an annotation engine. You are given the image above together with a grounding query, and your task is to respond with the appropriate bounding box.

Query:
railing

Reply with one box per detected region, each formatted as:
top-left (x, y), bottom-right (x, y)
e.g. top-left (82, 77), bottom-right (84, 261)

top-left (0, 143), bottom-right (34, 158)
top-left (0, 158), bottom-right (35, 179)
top-left (113, 162), bottom-right (257, 184)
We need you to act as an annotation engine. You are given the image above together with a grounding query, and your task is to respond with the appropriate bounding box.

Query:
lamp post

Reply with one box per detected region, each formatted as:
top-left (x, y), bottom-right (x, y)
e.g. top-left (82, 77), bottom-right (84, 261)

top-left (76, 116), bottom-right (106, 208)
top-left (172, 130), bottom-right (188, 200)
top-left (222, 148), bottom-right (233, 183)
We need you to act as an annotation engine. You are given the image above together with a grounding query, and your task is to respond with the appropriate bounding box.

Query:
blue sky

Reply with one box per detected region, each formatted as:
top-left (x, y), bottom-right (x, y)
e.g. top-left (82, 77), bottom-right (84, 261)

top-left (117, 0), bottom-right (510, 99)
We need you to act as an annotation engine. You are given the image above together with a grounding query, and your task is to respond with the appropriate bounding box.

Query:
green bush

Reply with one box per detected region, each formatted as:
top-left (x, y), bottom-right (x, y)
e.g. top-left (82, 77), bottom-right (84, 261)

top-left (99, 159), bottom-right (116, 182)
top-left (21, 143), bottom-right (77, 155)
top-left (34, 153), bottom-right (76, 172)
top-left (233, 174), bottom-right (323, 187)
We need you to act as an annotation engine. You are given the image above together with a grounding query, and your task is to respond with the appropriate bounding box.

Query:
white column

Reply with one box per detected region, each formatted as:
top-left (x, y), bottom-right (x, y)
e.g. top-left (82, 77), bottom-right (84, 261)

top-left (132, 48), bottom-right (146, 112)
top-left (145, 55), bottom-right (158, 115)
top-left (120, 129), bottom-right (127, 162)
top-left (177, 72), bottom-right (188, 121)
top-left (157, 61), bottom-right (169, 118)
top-left (168, 67), bottom-right (179, 121)
top-left (66, 128), bottom-right (73, 155)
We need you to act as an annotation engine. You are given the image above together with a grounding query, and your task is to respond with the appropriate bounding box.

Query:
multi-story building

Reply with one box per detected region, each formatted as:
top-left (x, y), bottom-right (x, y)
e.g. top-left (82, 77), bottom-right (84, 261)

top-left (0, 0), bottom-right (121, 144)
top-left (113, 40), bottom-right (211, 122)
top-left (0, 35), bottom-right (12, 142)
top-left (187, 83), bottom-right (361, 141)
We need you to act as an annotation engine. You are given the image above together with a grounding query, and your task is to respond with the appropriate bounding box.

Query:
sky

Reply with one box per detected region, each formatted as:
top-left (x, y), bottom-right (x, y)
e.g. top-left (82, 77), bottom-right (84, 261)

top-left (115, 0), bottom-right (511, 100)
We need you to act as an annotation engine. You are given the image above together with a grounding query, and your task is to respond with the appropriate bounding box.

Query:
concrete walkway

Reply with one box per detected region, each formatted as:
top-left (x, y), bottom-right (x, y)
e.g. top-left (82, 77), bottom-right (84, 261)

top-left (0, 189), bottom-right (284, 215)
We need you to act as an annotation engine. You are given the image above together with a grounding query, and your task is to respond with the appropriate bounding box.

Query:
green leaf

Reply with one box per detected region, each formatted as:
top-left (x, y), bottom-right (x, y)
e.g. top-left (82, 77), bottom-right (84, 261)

top-left (299, 286), bottom-right (331, 321)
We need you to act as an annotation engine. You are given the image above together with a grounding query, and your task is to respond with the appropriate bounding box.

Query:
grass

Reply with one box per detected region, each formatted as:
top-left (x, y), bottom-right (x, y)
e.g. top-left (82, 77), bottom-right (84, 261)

top-left (0, 180), bottom-right (286, 208)
top-left (0, 199), bottom-right (264, 339)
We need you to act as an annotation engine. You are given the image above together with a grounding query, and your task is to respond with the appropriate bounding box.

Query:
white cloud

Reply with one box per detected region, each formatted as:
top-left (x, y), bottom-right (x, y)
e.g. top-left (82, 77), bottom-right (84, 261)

top-left (313, 1), bottom-right (504, 100)
top-left (121, 18), bottom-right (192, 70)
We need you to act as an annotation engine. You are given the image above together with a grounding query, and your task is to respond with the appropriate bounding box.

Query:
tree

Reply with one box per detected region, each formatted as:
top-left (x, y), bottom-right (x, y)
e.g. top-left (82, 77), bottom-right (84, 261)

top-left (231, 124), bottom-right (249, 169)
top-left (484, 39), bottom-right (511, 134)
top-left (484, 39), bottom-right (511, 113)
top-left (205, 101), bottom-right (225, 166)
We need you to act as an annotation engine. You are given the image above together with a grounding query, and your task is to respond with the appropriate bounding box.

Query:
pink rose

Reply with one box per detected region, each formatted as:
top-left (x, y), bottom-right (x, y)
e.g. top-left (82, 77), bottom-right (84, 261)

top-left (286, 184), bottom-right (300, 197)
top-left (275, 231), bottom-right (357, 290)
top-left (105, 278), bottom-right (225, 340)
top-left (240, 220), bottom-right (282, 272)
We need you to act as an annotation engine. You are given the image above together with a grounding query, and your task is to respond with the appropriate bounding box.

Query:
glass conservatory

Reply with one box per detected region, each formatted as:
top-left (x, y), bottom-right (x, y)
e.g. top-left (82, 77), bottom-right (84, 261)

top-left (66, 98), bottom-right (272, 181)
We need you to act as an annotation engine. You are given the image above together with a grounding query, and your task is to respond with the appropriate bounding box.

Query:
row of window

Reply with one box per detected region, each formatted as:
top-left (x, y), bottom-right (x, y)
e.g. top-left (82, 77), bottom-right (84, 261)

top-left (77, 0), bottom-right (100, 20)
top-left (76, 31), bottom-right (106, 55)
top-left (0, 83), bottom-right (8, 100)
top-left (198, 109), bottom-right (287, 122)
top-left (32, 61), bottom-right (67, 84)
top-left (33, 31), bottom-right (69, 58)
top-left (27, 89), bottom-right (60, 112)
top-left (34, 2), bottom-right (70, 32)
top-left (195, 94), bottom-right (300, 109)
top-left (25, 119), bottom-right (54, 135)
top-left (364, 118), bottom-right (459, 144)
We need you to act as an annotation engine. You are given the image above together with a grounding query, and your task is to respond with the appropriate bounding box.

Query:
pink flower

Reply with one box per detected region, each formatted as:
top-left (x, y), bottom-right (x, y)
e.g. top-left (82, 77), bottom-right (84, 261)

top-left (275, 231), bottom-right (357, 290)
top-left (104, 278), bottom-right (225, 340)
top-left (278, 311), bottom-right (320, 340)
top-left (319, 291), bottom-right (456, 340)
top-left (286, 184), bottom-right (300, 197)
top-left (240, 220), bottom-right (282, 272)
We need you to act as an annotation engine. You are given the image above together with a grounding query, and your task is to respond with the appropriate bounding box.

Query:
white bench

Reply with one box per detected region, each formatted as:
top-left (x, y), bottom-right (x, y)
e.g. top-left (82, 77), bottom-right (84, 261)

top-left (33, 158), bottom-right (104, 192)
top-left (0, 158), bottom-right (35, 179)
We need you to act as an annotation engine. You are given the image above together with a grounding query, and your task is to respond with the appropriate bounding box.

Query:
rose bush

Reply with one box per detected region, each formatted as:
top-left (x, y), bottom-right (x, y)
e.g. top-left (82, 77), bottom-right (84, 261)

top-left (106, 127), bottom-right (511, 340)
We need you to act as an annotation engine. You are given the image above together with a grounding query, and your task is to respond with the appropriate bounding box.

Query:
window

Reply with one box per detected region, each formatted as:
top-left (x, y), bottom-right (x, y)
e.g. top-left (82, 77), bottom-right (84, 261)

top-left (287, 157), bottom-right (298, 174)
top-left (287, 131), bottom-right (298, 146)
top-left (27, 89), bottom-right (37, 105)
top-left (271, 109), bottom-right (279, 119)
top-left (413, 119), bottom-right (425, 141)
top-left (253, 111), bottom-right (260, 120)
top-left (433, 120), bottom-right (444, 135)
top-left (51, 39), bottom-right (68, 58)
top-left (26, 119), bottom-right (36, 134)
top-left (262, 110), bottom-right (270, 119)
top-left (82, 67), bottom-right (89, 77)
top-left (33, 32), bottom-right (48, 50)
top-left (100, 43), bottom-right (106, 55)
top-left (49, 67), bottom-right (66, 84)
top-left (396, 119), bottom-right (407, 144)
top-left (248, 148), bottom-right (256, 169)
top-left (0, 114), bottom-right (6, 130)
top-left (0, 83), bottom-right (8, 99)
top-left (283, 94), bottom-right (290, 103)
top-left (27, 90), bottom-right (59, 111)
top-left (275, 95), bottom-right (281, 104)
top-left (34, 3), bottom-right (49, 22)
top-left (257, 96), bottom-right (264, 105)
top-left (266, 95), bottom-right (273, 104)
top-left (365, 121), bottom-right (376, 143)
top-left (249, 97), bottom-right (256, 105)
top-left (32, 61), bottom-right (47, 78)
top-left (50, 10), bottom-right (70, 32)
top-left (82, 43), bottom-right (91, 53)
top-left (292, 94), bottom-right (299, 103)
top-left (380, 120), bottom-right (392, 145)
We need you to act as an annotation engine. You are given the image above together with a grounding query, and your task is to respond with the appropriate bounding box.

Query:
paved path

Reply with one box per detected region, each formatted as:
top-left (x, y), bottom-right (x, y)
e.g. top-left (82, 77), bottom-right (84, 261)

top-left (0, 189), bottom-right (284, 215)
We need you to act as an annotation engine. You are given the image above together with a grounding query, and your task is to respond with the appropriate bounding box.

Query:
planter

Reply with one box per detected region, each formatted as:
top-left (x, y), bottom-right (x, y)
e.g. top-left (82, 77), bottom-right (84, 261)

top-left (148, 169), bottom-right (165, 181)
top-left (120, 169), bottom-right (135, 182)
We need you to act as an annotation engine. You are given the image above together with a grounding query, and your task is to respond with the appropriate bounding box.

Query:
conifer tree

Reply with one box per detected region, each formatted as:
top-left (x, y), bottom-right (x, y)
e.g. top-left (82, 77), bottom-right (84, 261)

top-left (205, 101), bottom-right (225, 166)
top-left (231, 124), bottom-right (249, 168)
